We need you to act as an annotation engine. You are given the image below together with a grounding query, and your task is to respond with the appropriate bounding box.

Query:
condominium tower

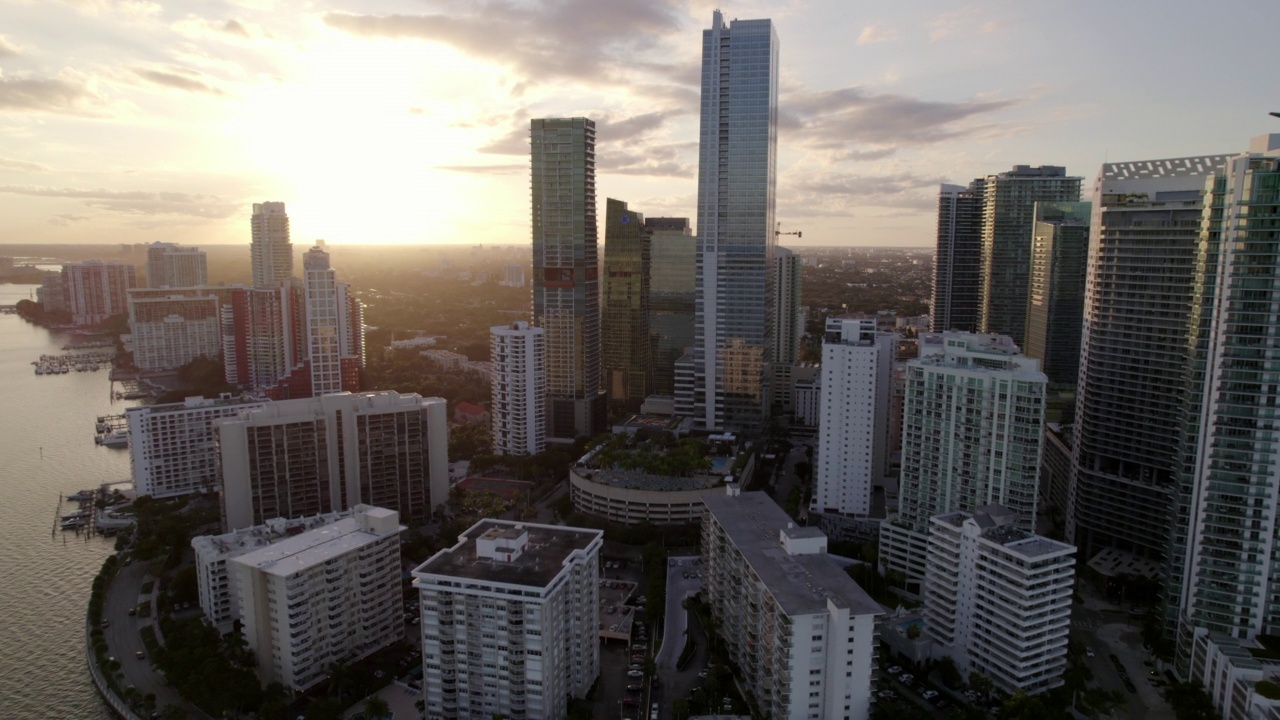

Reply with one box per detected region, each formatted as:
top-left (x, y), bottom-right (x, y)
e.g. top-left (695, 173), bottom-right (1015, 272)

top-left (62, 260), bottom-right (137, 325)
top-left (127, 290), bottom-right (223, 371)
top-left (530, 117), bottom-right (605, 441)
top-left (601, 198), bottom-right (651, 408)
top-left (690, 10), bottom-right (779, 433)
top-left (1023, 201), bottom-right (1090, 386)
top-left (218, 391), bottom-right (448, 530)
top-left (490, 321), bottom-right (547, 456)
top-left (127, 394), bottom-right (266, 499)
top-left (251, 201), bottom-right (292, 288)
top-left (880, 332), bottom-right (1047, 592)
top-left (647, 217), bottom-right (696, 397)
top-left (932, 181), bottom-right (985, 333)
top-left (413, 520), bottom-right (604, 720)
top-left (145, 242), bottom-right (207, 289)
top-left (771, 246), bottom-right (804, 414)
top-left (302, 241), bottom-right (362, 396)
top-left (978, 166), bottom-right (1082, 345)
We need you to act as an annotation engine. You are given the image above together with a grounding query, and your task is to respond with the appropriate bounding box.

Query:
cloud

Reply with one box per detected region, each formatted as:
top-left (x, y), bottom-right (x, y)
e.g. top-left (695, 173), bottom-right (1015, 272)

top-left (323, 0), bottom-right (687, 87)
top-left (0, 35), bottom-right (20, 58)
top-left (133, 68), bottom-right (226, 96)
top-left (48, 213), bottom-right (89, 226)
top-left (598, 142), bottom-right (694, 178)
top-left (222, 19), bottom-right (250, 37)
top-left (0, 157), bottom-right (51, 172)
top-left (0, 186), bottom-right (239, 218)
top-left (598, 110), bottom-right (680, 143)
top-left (478, 109), bottom-right (685, 156)
top-left (0, 72), bottom-right (102, 115)
top-left (856, 25), bottom-right (897, 45)
top-left (436, 164), bottom-right (525, 175)
top-left (929, 8), bottom-right (1004, 42)
top-left (784, 86), bottom-right (1018, 148)
top-left (791, 171), bottom-right (944, 211)
top-left (479, 125), bottom-right (528, 155)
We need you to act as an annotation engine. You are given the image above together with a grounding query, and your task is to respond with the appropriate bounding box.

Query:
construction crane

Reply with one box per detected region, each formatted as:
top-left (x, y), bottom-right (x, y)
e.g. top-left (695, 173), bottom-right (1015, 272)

top-left (775, 222), bottom-right (802, 239)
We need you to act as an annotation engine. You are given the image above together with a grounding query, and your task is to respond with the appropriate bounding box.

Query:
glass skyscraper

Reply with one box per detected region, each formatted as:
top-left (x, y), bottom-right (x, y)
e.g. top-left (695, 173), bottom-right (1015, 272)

top-left (647, 217), bottom-right (694, 398)
top-left (602, 198), bottom-right (651, 408)
top-left (690, 10), bottom-right (779, 432)
top-left (932, 181), bottom-right (985, 333)
top-left (1024, 201), bottom-right (1090, 386)
top-left (530, 117), bottom-right (606, 441)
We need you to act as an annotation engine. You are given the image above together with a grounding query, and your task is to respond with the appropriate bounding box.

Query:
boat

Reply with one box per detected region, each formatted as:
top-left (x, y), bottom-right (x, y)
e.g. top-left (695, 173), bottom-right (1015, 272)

top-left (96, 430), bottom-right (129, 448)
top-left (60, 511), bottom-right (90, 521)
top-left (67, 490), bottom-right (94, 502)
top-left (60, 518), bottom-right (86, 529)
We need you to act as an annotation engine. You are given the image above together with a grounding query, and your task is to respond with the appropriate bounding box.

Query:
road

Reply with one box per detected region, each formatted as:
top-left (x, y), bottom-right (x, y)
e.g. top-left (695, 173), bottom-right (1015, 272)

top-left (1070, 597), bottom-right (1175, 720)
top-left (655, 555), bottom-right (703, 718)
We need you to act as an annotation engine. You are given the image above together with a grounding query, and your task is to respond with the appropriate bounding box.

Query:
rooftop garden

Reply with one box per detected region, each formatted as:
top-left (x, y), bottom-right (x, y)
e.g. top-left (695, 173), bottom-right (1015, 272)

top-left (586, 431), bottom-right (716, 477)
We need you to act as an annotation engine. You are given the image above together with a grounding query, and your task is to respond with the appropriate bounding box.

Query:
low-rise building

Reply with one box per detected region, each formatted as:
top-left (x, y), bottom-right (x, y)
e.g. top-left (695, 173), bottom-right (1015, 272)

top-left (702, 487), bottom-right (881, 720)
top-left (924, 505), bottom-right (1075, 696)
top-left (413, 520), bottom-right (603, 720)
top-left (228, 505), bottom-right (404, 692)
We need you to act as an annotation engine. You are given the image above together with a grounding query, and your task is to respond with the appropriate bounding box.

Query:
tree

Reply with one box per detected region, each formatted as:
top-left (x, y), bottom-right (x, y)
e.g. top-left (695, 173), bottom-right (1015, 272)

top-left (936, 656), bottom-right (962, 689)
top-left (363, 694), bottom-right (392, 719)
top-left (997, 690), bottom-right (1054, 720)
top-left (906, 623), bottom-right (922, 640)
top-left (1165, 682), bottom-right (1217, 720)
top-left (969, 672), bottom-right (994, 704)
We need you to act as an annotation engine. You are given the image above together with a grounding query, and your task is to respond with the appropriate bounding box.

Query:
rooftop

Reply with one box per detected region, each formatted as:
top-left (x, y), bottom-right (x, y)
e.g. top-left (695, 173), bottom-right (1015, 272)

top-left (229, 509), bottom-right (403, 578)
top-left (192, 509), bottom-right (352, 557)
top-left (414, 519), bottom-right (602, 589)
top-left (703, 491), bottom-right (880, 618)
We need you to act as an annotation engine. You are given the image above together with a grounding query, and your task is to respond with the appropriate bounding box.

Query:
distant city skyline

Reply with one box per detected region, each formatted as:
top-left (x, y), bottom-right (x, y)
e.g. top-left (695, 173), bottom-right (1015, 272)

top-left (0, 1), bottom-right (1274, 248)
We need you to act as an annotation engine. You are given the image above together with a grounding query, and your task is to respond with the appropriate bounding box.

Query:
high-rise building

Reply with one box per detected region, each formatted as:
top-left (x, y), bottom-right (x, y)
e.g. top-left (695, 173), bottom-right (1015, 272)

top-left (227, 505), bottom-right (404, 691)
top-left (490, 321), bottom-right (547, 456)
top-left (702, 487), bottom-right (880, 720)
top-left (647, 217), bottom-right (695, 397)
top-left (880, 332), bottom-right (1047, 592)
top-left (413, 520), bottom-right (603, 720)
top-left (37, 269), bottom-right (67, 313)
top-left (932, 181), bottom-right (985, 333)
top-left (530, 117), bottom-right (605, 441)
top-left (128, 394), bottom-right (266, 499)
top-left (302, 241), bottom-right (362, 397)
top-left (1068, 155), bottom-right (1230, 566)
top-left (811, 318), bottom-right (897, 534)
top-left (978, 166), bottom-right (1083, 345)
top-left (500, 264), bottom-right (526, 288)
top-left (924, 505), bottom-right (1075, 696)
top-left (771, 246), bottom-right (804, 414)
top-left (601, 198), bottom-right (651, 408)
top-left (62, 260), bottom-right (137, 325)
top-left (1024, 201), bottom-right (1090, 386)
top-left (218, 391), bottom-right (448, 530)
top-left (127, 290), bottom-right (222, 371)
top-left (251, 201), bottom-right (292, 289)
top-left (690, 10), bottom-right (779, 433)
top-left (145, 242), bottom-right (207, 289)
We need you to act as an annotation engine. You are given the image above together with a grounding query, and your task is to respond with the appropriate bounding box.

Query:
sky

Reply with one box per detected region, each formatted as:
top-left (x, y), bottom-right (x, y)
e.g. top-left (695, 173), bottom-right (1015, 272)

top-left (0, 0), bottom-right (1275, 248)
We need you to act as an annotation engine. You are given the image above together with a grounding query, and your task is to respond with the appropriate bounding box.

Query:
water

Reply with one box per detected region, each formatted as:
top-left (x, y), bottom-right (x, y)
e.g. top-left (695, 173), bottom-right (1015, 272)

top-left (0, 284), bottom-right (133, 718)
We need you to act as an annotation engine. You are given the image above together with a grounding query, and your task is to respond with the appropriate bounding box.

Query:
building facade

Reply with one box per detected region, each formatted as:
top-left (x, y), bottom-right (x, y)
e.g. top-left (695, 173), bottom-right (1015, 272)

top-left (881, 332), bottom-right (1047, 591)
top-left (772, 246), bottom-right (804, 414)
top-left (530, 117), bottom-right (605, 442)
top-left (703, 487), bottom-right (880, 720)
top-left (648, 217), bottom-right (695, 397)
top-left (302, 242), bottom-right (363, 397)
top-left (978, 166), bottom-right (1083, 345)
top-left (1024, 201), bottom-right (1090, 386)
top-left (601, 198), bottom-right (651, 408)
top-left (251, 201), bottom-right (292, 289)
top-left (127, 290), bottom-right (222, 371)
top-left (690, 10), bottom-right (779, 433)
top-left (145, 242), bottom-right (207, 289)
top-left (229, 505), bottom-right (404, 691)
top-left (63, 260), bottom-right (137, 325)
top-left (413, 520), bottom-right (604, 720)
top-left (128, 394), bottom-right (266, 499)
top-left (219, 391), bottom-right (448, 530)
top-left (490, 322), bottom-right (547, 456)
top-left (932, 181), bottom-right (985, 333)
top-left (812, 317), bottom-right (897, 520)
top-left (924, 506), bottom-right (1075, 696)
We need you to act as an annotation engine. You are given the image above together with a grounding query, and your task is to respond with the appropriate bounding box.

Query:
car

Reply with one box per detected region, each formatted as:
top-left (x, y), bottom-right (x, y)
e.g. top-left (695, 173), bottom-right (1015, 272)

top-left (628, 670), bottom-right (644, 678)
top-left (922, 690), bottom-right (939, 700)
top-left (697, 671), bottom-right (707, 678)
top-left (127, 608), bottom-right (136, 617)
top-left (1086, 648), bottom-right (1095, 658)
top-left (627, 684), bottom-right (642, 691)
top-left (630, 663), bottom-right (641, 670)
top-left (900, 674), bottom-right (914, 684)
top-left (135, 650), bottom-right (145, 660)
top-left (887, 665), bottom-right (902, 675)
top-left (623, 697), bottom-right (640, 706)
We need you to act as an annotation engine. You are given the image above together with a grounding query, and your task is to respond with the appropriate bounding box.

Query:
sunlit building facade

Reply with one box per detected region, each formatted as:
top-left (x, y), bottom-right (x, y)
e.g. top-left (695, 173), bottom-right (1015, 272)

top-left (932, 181), bottom-right (985, 333)
top-left (1024, 201), bottom-right (1090, 386)
top-left (251, 201), bottom-right (292, 289)
top-left (647, 217), bottom-right (695, 397)
top-left (145, 242), bottom-right (207, 289)
top-left (490, 321), bottom-right (547, 456)
top-left (601, 198), bottom-right (651, 408)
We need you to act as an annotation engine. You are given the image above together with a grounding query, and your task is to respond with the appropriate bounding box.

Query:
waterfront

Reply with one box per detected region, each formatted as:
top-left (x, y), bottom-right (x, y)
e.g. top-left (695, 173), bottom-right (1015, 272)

top-left (0, 284), bottom-right (131, 718)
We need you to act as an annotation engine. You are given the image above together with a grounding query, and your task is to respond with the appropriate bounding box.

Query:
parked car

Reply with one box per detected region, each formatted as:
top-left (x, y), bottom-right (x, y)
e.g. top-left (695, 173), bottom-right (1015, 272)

top-left (887, 665), bottom-right (902, 675)
top-left (900, 674), bottom-right (914, 684)
top-left (628, 670), bottom-right (644, 678)
top-left (922, 690), bottom-right (939, 700)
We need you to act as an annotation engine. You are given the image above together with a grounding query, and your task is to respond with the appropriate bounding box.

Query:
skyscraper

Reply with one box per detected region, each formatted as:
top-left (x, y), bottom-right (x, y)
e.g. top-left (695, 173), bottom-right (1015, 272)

top-left (691, 10), bottom-right (779, 433)
top-left (978, 166), bottom-right (1082, 345)
top-left (62, 260), bottom-right (137, 325)
top-left (490, 321), bottom-right (547, 456)
top-left (647, 217), bottom-right (695, 398)
top-left (601, 198), bottom-right (651, 408)
top-left (1024, 201), bottom-right (1090, 386)
top-left (251, 201), bottom-right (292, 289)
top-left (880, 332), bottom-right (1047, 592)
top-left (530, 118), bottom-right (605, 441)
top-left (932, 181), bottom-right (985, 333)
top-left (1068, 155), bottom-right (1229, 565)
top-left (303, 241), bottom-right (362, 397)
top-left (145, 242), bottom-right (207, 288)
top-left (771, 246), bottom-right (804, 413)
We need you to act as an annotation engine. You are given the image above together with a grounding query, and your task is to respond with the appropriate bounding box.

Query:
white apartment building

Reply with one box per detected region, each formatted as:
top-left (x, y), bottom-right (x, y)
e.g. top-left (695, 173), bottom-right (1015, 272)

top-left (127, 291), bottom-right (222, 371)
top-left (302, 242), bottom-right (360, 396)
top-left (501, 264), bottom-right (526, 288)
top-left (490, 322), bottom-right (546, 456)
top-left (192, 508), bottom-right (350, 632)
top-left (413, 520), bottom-right (604, 720)
top-left (145, 242), bottom-right (207, 288)
top-left (880, 332), bottom-right (1046, 593)
top-left (703, 487), bottom-right (881, 720)
top-left (219, 391), bottom-right (448, 530)
top-left (924, 506), bottom-right (1075, 696)
top-left (251, 201), bottom-right (292, 289)
top-left (229, 505), bottom-right (404, 691)
top-left (127, 394), bottom-right (266, 498)
top-left (812, 317), bottom-right (898, 521)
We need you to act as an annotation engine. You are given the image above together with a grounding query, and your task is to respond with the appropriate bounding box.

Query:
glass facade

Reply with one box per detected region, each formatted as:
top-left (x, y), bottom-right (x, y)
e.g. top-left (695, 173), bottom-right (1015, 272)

top-left (601, 198), bottom-right (651, 407)
top-left (1024, 201), bottom-right (1090, 386)
top-left (692, 11), bottom-right (779, 432)
top-left (932, 181), bottom-right (985, 333)
top-left (647, 219), bottom-right (695, 397)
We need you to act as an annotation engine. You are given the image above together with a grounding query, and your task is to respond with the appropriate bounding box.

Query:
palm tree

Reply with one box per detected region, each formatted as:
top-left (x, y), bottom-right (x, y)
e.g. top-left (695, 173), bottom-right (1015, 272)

top-left (363, 694), bottom-right (392, 720)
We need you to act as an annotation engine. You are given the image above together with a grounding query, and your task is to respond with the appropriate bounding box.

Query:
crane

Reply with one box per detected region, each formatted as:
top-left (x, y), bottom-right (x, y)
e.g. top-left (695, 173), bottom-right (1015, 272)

top-left (775, 222), bottom-right (802, 239)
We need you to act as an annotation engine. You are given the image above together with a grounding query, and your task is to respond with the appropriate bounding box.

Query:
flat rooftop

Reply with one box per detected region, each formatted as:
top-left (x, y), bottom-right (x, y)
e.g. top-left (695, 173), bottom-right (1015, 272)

top-left (192, 510), bottom-right (351, 558)
top-left (414, 519), bottom-right (602, 590)
top-left (703, 491), bottom-right (880, 618)
top-left (229, 514), bottom-right (401, 577)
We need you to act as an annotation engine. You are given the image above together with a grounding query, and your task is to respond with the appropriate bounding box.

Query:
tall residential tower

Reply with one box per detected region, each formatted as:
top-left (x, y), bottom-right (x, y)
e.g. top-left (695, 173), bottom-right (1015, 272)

top-left (932, 181), bottom-right (985, 333)
top-left (251, 201), bottom-right (292, 289)
top-left (601, 198), bottom-right (651, 408)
